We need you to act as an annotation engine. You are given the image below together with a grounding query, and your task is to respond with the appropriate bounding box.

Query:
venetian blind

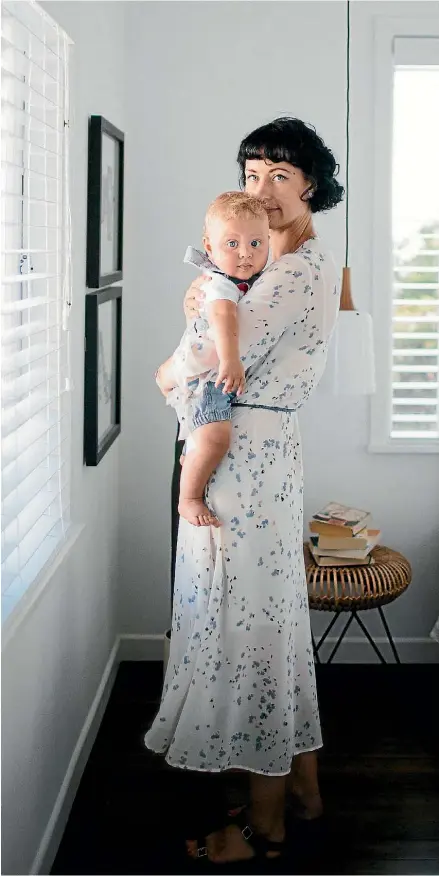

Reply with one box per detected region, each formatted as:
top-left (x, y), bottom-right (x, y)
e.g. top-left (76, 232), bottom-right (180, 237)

top-left (1, 0), bottom-right (72, 620)
top-left (391, 37), bottom-right (439, 442)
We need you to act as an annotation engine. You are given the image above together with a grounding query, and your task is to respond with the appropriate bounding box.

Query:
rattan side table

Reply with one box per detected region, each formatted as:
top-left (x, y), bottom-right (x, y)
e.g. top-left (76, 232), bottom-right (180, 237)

top-left (304, 544), bottom-right (412, 664)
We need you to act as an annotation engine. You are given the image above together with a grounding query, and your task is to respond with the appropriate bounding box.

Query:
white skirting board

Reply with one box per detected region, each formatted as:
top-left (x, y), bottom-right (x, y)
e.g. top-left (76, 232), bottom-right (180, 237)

top-left (313, 636), bottom-right (439, 664)
top-left (33, 632), bottom-right (438, 873)
top-left (33, 633), bottom-right (164, 875)
top-left (120, 633), bottom-right (439, 664)
top-left (32, 638), bottom-right (120, 875)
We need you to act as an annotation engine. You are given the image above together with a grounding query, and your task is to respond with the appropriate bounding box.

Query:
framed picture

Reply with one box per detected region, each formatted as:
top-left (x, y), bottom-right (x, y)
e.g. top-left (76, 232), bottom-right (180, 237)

top-left (84, 286), bottom-right (122, 465)
top-left (86, 115), bottom-right (124, 288)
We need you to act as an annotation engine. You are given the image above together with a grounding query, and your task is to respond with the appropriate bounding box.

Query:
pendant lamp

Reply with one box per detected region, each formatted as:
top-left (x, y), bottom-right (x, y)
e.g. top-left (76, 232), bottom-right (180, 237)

top-left (332, 0), bottom-right (375, 395)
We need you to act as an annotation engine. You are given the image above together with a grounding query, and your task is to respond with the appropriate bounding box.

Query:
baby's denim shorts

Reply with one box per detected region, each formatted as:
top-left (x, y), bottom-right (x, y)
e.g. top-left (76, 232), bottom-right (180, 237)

top-left (188, 379), bottom-right (235, 432)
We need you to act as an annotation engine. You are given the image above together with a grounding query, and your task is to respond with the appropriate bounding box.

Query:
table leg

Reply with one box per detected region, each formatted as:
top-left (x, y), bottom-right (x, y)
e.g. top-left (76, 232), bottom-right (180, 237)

top-left (326, 613), bottom-right (355, 663)
top-left (377, 606), bottom-right (401, 663)
top-left (313, 612), bottom-right (340, 655)
top-left (352, 610), bottom-right (387, 663)
top-left (311, 632), bottom-right (320, 663)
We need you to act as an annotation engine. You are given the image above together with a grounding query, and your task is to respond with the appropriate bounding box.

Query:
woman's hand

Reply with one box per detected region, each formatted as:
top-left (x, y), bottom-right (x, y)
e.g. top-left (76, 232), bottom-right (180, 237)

top-left (184, 275), bottom-right (211, 322)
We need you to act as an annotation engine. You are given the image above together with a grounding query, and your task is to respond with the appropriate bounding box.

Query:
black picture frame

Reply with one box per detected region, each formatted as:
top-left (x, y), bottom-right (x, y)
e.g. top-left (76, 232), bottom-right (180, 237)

top-left (84, 286), bottom-right (122, 465)
top-left (86, 115), bottom-right (124, 288)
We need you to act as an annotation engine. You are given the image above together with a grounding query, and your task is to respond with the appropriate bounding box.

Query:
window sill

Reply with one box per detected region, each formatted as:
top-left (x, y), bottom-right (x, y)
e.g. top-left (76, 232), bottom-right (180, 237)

top-left (2, 523), bottom-right (85, 650)
top-left (368, 442), bottom-right (439, 455)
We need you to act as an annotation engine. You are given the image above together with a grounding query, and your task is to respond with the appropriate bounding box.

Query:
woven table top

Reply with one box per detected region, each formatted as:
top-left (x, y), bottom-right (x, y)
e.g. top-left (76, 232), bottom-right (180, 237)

top-left (304, 543), bottom-right (412, 611)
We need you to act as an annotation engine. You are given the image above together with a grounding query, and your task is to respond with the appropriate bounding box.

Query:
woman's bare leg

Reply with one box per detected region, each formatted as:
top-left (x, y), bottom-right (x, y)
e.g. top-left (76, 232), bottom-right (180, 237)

top-left (187, 774), bottom-right (286, 863)
top-left (249, 773), bottom-right (286, 854)
top-left (287, 751), bottom-right (323, 819)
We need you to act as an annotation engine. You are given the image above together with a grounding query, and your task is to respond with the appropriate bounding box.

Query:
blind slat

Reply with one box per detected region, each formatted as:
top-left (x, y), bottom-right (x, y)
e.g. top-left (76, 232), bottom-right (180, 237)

top-left (2, 515), bottom-right (70, 604)
top-left (392, 414), bottom-right (437, 423)
top-left (2, 319), bottom-right (58, 343)
top-left (2, 472), bottom-right (68, 555)
top-left (2, 391), bottom-right (65, 440)
top-left (1, 65), bottom-right (63, 111)
top-left (2, 342), bottom-right (62, 376)
top-left (393, 315), bottom-right (439, 324)
top-left (1, 129), bottom-right (62, 158)
top-left (392, 365), bottom-right (439, 373)
top-left (2, 97), bottom-right (63, 135)
top-left (393, 382), bottom-right (439, 389)
top-left (2, 296), bottom-right (55, 314)
top-left (1, 412), bottom-right (68, 471)
top-left (392, 349), bottom-right (439, 357)
top-left (393, 398), bottom-right (438, 405)
top-left (3, 272), bottom-right (61, 284)
top-left (2, 458), bottom-right (67, 526)
top-left (2, 160), bottom-right (61, 183)
top-left (2, 483), bottom-right (69, 573)
top-left (1, 34), bottom-right (60, 86)
top-left (2, 428), bottom-right (68, 498)
top-left (393, 333), bottom-right (439, 340)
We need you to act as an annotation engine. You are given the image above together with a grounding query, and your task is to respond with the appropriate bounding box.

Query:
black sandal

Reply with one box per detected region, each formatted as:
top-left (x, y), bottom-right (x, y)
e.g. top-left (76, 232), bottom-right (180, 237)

top-left (186, 806), bottom-right (286, 863)
top-left (228, 807), bottom-right (286, 861)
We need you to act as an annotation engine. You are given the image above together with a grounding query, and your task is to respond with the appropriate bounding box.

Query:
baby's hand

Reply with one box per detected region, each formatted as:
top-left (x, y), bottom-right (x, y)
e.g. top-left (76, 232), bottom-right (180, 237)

top-left (215, 358), bottom-right (245, 396)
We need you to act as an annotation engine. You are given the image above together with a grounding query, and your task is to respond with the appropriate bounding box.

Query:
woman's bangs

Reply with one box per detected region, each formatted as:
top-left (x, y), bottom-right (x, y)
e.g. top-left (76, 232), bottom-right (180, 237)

top-left (242, 137), bottom-right (296, 168)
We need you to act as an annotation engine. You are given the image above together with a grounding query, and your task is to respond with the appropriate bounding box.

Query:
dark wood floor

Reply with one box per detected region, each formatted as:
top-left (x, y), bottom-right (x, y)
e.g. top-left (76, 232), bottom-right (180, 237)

top-left (51, 663), bottom-right (439, 875)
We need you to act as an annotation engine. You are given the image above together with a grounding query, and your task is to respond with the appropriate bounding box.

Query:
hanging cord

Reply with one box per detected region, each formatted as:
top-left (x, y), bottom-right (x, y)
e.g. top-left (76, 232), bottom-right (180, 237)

top-left (345, 0), bottom-right (350, 268)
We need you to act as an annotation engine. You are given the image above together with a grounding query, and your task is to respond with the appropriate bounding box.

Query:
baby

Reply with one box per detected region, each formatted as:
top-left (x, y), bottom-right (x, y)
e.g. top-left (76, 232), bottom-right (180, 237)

top-left (157, 192), bottom-right (269, 528)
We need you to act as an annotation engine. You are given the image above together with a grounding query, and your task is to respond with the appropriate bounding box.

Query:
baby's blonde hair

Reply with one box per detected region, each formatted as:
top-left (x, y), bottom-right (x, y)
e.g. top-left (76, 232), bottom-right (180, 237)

top-left (204, 191), bottom-right (268, 235)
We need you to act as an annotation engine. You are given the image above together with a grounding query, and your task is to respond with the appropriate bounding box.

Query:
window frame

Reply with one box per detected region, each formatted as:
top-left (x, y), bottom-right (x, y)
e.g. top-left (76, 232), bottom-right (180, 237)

top-left (369, 16), bottom-right (439, 454)
top-left (1, 0), bottom-right (74, 626)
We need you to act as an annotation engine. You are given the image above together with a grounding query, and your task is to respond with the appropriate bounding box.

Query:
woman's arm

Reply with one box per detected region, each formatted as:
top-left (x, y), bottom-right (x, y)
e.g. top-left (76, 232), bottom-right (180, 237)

top-left (236, 255), bottom-right (328, 366)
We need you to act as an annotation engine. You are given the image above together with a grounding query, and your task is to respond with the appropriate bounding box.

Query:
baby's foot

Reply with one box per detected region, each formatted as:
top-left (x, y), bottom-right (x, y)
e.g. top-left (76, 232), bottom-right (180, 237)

top-left (178, 498), bottom-right (220, 527)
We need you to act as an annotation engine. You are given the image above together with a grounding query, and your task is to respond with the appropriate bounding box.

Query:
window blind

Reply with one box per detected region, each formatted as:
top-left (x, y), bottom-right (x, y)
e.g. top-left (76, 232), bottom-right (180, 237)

top-left (391, 38), bottom-right (439, 442)
top-left (1, 0), bottom-right (72, 621)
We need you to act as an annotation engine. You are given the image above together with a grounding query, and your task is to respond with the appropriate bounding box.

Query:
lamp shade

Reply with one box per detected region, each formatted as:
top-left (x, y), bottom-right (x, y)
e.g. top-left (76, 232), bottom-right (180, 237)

top-left (332, 310), bottom-right (376, 395)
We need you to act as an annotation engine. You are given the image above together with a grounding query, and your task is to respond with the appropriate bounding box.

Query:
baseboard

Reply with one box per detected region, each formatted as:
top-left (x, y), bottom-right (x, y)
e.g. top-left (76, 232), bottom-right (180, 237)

top-left (117, 633), bottom-right (165, 662)
top-left (117, 632), bottom-right (439, 664)
top-left (33, 638), bottom-right (120, 875)
top-left (32, 634), bottom-right (165, 874)
top-left (314, 636), bottom-right (439, 664)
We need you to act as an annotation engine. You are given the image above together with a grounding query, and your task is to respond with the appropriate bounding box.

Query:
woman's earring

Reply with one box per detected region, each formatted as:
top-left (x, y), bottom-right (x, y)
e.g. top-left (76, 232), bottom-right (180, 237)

top-left (301, 186), bottom-right (315, 201)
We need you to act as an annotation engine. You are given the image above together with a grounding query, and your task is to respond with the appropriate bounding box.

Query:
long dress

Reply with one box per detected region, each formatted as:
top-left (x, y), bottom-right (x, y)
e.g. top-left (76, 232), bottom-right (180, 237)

top-left (145, 237), bottom-right (340, 776)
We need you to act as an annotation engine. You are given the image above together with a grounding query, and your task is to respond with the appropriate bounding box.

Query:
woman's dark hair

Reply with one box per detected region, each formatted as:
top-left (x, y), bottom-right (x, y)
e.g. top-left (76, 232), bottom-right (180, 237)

top-left (237, 117), bottom-right (344, 213)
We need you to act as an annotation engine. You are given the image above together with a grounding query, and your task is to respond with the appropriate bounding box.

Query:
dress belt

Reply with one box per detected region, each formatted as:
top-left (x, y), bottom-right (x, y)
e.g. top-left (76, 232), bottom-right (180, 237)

top-left (232, 402), bottom-right (294, 414)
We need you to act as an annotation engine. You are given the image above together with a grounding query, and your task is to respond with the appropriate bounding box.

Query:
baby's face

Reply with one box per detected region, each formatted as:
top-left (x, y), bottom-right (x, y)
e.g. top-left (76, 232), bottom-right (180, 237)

top-left (204, 215), bottom-right (269, 280)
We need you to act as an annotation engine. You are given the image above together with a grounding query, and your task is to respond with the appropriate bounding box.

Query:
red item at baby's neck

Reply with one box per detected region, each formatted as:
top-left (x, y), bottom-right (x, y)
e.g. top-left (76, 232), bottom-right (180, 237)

top-left (237, 282), bottom-right (249, 293)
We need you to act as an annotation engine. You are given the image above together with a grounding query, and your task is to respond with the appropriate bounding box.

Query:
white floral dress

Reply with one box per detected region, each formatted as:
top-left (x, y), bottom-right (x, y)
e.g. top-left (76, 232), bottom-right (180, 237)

top-left (145, 238), bottom-right (340, 775)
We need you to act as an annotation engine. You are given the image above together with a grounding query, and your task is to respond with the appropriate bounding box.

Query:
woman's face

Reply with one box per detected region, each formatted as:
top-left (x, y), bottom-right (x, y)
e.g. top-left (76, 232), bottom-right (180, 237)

top-left (244, 159), bottom-right (311, 230)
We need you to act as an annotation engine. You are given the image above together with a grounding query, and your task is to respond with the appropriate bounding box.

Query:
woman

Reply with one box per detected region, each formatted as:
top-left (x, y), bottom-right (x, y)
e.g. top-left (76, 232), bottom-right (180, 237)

top-left (145, 117), bottom-right (344, 863)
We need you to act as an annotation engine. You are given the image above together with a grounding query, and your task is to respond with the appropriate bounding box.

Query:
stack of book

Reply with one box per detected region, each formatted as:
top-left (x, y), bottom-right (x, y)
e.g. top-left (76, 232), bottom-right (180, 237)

top-left (308, 502), bottom-right (381, 566)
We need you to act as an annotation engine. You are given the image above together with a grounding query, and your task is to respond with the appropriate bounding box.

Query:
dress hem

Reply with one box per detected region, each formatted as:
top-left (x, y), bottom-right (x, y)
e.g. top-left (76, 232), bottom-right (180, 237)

top-left (144, 737), bottom-right (323, 777)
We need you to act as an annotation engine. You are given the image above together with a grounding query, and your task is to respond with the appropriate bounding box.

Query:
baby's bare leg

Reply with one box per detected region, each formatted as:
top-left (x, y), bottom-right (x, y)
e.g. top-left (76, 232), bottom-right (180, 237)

top-left (179, 422), bottom-right (231, 527)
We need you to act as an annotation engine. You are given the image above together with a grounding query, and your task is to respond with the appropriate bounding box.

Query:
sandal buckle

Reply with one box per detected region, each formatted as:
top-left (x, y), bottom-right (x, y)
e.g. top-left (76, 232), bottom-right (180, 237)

top-left (242, 825), bottom-right (253, 840)
top-left (197, 846), bottom-right (208, 858)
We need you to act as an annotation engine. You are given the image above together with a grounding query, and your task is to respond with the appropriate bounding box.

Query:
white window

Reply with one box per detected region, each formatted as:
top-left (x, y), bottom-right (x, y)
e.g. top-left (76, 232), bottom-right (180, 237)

top-left (370, 19), bottom-right (439, 453)
top-left (1, 0), bottom-right (73, 622)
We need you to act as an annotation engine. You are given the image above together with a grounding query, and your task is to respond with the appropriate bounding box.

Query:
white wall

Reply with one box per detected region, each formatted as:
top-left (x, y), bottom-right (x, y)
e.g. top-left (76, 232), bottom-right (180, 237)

top-left (1, 4), bottom-right (125, 874)
top-left (301, 1), bottom-right (439, 653)
top-left (120, 0), bottom-right (346, 635)
top-left (121, 1), bottom-right (439, 656)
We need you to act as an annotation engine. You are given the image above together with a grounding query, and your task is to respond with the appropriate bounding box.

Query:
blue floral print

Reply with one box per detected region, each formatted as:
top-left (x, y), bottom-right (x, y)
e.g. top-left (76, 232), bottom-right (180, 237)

top-left (145, 239), bottom-right (339, 775)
